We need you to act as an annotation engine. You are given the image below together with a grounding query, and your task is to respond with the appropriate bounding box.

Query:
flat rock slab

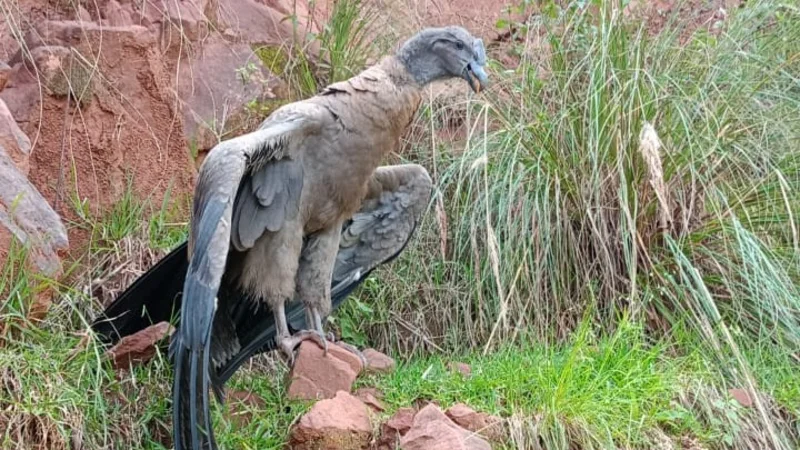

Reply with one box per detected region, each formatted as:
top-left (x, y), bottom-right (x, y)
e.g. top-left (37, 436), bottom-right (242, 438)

top-left (289, 390), bottom-right (372, 450)
top-left (287, 341), bottom-right (364, 401)
top-left (0, 101), bottom-right (68, 278)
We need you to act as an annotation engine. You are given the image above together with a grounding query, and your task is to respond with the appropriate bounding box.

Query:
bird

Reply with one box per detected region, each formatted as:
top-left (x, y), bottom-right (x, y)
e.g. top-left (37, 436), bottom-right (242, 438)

top-left (91, 163), bottom-right (432, 377)
top-left (92, 25), bottom-right (488, 450)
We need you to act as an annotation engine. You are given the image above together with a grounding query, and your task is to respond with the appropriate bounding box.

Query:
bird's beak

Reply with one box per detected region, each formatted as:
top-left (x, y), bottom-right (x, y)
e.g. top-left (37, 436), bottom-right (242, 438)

top-left (464, 62), bottom-right (488, 93)
top-left (464, 38), bottom-right (488, 93)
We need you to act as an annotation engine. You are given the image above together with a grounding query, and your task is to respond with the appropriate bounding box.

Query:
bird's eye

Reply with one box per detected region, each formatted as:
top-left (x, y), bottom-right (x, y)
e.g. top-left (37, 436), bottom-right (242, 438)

top-left (455, 41), bottom-right (464, 50)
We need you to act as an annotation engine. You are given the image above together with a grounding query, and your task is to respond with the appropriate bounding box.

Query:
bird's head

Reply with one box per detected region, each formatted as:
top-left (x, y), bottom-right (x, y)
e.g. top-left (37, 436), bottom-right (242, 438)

top-left (398, 26), bottom-right (489, 93)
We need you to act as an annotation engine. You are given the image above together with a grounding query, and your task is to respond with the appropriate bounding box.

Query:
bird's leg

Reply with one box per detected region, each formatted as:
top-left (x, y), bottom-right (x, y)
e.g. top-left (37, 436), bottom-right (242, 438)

top-left (251, 223), bottom-right (326, 365)
top-left (273, 301), bottom-right (325, 365)
top-left (295, 223), bottom-right (342, 357)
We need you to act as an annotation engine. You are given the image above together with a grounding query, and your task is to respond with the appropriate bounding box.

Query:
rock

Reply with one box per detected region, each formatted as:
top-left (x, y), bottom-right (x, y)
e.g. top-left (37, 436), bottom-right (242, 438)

top-left (0, 98), bottom-right (31, 174)
top-left (106, 322), bottom-right (174, 370)
top-left (177, 37), bottom-right (284, 152)
top-left (77, 6), bottom-right (92, 22)
top-left (164, 0), bottom-right (209, 42)
top-left (354, 387), bottom-right (385, 412)
top-left (103, 0), bottom-right (134, 27)
top-left (400, 404), bottom-right (491, 450)
top-left (287, 341), bottom-right (364, 401)
top-left (374, 407), bottom-right (416, 450)
top-left (448, 361), bottom-right (472, 377)
top-left (729, 388), bottom-right (753, 407)
top-left (0, 106), bottom-right (68, 277)
top-left (26, 46), bottom-right (86, 101)
top-left (0, 61), bottom-right (10, 91)
top-left (227, 390), bottom-right (267, 427)
top-left (21, 21), bottom-right (152, 53)
top-left (289, 390), bottom-right (372, 450)
top-left (363, 348), bottom-right (396, 374)
top-left (216, 0), bottom-right (294, 46)
top-left (445, 403), bottom-right (505, 442)
top-left (0, 19), bottom-right (196, 255)
top-left (354, 387), bottom-right (384, 400)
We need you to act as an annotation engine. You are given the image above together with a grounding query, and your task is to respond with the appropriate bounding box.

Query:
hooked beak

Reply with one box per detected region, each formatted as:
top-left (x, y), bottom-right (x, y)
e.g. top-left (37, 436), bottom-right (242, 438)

top-left (464, 38), bottom-right (488, 93)
top-left (464, 62), bottom-right (488, 93)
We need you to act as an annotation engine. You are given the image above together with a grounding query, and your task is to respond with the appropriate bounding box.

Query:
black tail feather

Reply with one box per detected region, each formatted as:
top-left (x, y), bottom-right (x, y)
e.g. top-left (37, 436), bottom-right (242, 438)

top-left (173, 342), bottom-right (216, 450)
top-left (90, 242), bottom-right (189, 345)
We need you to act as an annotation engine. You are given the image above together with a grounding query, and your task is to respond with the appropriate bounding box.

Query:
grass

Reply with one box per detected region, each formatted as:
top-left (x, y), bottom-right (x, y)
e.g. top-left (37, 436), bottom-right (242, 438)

top-left (2, 0), bottom-right (800, 449)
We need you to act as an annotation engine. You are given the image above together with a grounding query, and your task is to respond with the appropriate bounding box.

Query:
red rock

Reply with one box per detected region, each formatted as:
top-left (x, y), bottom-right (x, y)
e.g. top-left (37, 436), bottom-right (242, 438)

top-left (401, 404), bottom-right (491, 450)
top-left (445, 403), bottom-right (505, 442)
top-left (287, 341), bottom-right (364, 401)
top-left (0, 98), bottom-right (30, 174)
top-left (354, 387), bottom-right (384, 400)
top-left (363, 348), bottom-right (396, 374)
top-left (0, 62), bottom-right (10, 91)
top-left (0, 104), bottom-right (68, 277)
top-left (289, 390), bottom-right (372, 450)
top-left (106, 322), bottom-right (174, 370)
top-left (170, 1), bottom-right (209, 42)
top-left (103, 0), bottom-right (134, 27)
top-left (729, 388), bottom-right (753, 407)
top-left (354, 388), bottom-right (385, 412)
top-left (227, 390), bottom-right (267, 427)
top-left (177, 38), bottom-right (285, 152)
top-left (0, 18), bottom-right (196, 256)
top-left (374, 407), bottom-right (416, 449)
top-left (216, 0), bottom-right (295, 46)
top-left (448, 362), bottom-right (472, 377)
top-left (77, 6), bottom-right (92, 22)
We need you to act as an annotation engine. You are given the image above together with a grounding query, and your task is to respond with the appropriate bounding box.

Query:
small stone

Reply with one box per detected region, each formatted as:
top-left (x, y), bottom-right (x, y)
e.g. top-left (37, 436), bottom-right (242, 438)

top-left (354, 387), bottom-right (384, 399)
top-left (445, 403), bottom-right (505, 442)
top-left (354, 387), bottom-right (385, 412)
top-left (729, 388), bottom-right (753, 407)
top-left (374, 407), bottom-right (416, 449)
top-left (401, 404), bottom-right (491, 450)
top-left (106, 322), bottom-right (174, 370)
top-left (286, 341), bottom-right (363, 401)
top-left (448, 361), bottom-right (472, 377)
top-left (363, 348), bottom-right (395, 374)
top-left (289, 390), bottom-right (372, 450)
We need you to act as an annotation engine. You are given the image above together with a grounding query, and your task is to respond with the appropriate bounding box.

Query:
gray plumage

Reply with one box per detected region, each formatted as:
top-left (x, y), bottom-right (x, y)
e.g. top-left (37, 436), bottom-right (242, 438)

top-left (171, 25), bottom-right (489, 450)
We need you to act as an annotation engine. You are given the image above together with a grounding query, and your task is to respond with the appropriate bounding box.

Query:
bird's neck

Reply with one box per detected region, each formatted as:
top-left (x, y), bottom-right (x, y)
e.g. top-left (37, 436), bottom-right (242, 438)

top-left (396, 40), bottom-right (446, 87)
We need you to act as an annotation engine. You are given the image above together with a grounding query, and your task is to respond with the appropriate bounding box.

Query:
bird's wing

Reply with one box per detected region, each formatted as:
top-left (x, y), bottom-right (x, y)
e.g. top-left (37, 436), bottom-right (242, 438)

top-left (213, 166), bottom-right (433, 384)
top-left (171, 104), bottom-right (325, 450)
top-left (328, 172), bottom-right (432, 301)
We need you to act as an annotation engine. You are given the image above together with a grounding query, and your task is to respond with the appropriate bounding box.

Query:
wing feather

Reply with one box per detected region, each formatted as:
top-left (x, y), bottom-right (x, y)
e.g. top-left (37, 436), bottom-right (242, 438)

top-left (172, 106), bottom-right (324, 450)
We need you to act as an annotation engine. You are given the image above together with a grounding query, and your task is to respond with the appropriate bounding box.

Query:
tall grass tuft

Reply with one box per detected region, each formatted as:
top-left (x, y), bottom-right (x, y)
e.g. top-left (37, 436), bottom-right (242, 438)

top-left (345, 1), bottom-right (799, 427)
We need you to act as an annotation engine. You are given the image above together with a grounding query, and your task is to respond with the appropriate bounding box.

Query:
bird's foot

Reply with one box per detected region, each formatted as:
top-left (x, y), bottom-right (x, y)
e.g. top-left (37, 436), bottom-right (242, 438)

top-left (276, 330), bottom-right (328, 366)
top-left (324, 332), bottom-right (368, 370)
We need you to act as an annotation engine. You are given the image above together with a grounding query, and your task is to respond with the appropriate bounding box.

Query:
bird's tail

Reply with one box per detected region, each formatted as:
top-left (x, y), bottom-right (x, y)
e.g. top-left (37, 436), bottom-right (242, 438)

top-left (173, 340), bottom-right (216, 450)
top-left (90, 242), bottom-right (189, 345)
top-left (171, 197), bottom-right (226, 450)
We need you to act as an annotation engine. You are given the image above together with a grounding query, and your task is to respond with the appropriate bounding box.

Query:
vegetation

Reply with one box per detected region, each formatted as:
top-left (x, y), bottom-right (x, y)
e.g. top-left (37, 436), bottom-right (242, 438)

top-left (2, 0), bottom-right (799, 449)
